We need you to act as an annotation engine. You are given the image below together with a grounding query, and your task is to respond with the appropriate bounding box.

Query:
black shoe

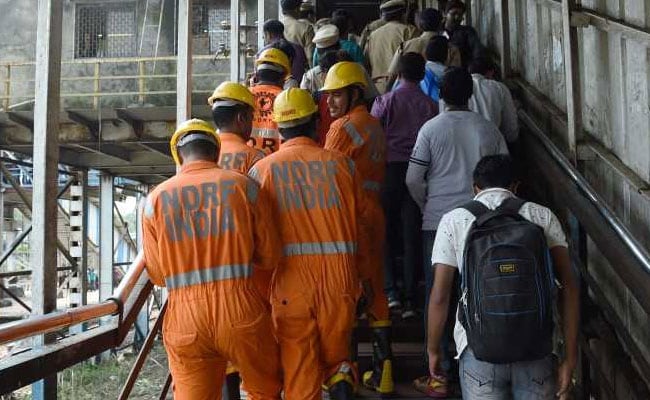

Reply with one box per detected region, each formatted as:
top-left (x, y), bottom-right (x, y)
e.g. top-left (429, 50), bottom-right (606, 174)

top-left (329, 379), bottom-right (354, 400)
top-left (401, 301), bottom-right (416, 319)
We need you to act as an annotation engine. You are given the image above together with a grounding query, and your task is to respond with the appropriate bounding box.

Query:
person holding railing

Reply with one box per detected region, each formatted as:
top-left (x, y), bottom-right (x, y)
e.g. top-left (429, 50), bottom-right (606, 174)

top-left (142, 119), bottom-right (282, 400)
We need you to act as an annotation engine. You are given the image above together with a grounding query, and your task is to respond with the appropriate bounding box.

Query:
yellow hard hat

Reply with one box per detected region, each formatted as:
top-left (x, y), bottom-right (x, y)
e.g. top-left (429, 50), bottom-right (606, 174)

top-left (273, 88), bottom-right (318, 128)
top-left (170, 119), bottom-right (221, 166)
top-left (255, 48), bottom-right (291, 77)
top-left (321, 61), bottom-right (368, 92)
top-left (208, 81), bottom-right (255, 108)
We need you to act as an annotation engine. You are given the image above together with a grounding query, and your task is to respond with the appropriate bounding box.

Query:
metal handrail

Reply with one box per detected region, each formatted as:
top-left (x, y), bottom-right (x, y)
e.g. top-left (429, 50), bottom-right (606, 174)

top-left (0, 253), bottom-right (146, 346)
top-left (519, 110), bottom-right (650, 312)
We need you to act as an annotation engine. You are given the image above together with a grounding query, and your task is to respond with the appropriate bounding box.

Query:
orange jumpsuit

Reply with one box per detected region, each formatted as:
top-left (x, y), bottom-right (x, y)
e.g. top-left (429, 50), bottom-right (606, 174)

top-left (142, 160), bottom-right (282, 400)
top-left (248, 137), bottom-right (372, 400)
top-left (250, 84), bottom-right (283, 154)
top-left (325, 105), bottom-right (389, 325)
top-left (218, 132), bottom-right (265, 173)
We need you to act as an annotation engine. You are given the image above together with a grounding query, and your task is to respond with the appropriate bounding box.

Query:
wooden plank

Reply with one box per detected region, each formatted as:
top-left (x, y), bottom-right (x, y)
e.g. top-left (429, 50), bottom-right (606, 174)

top-left (561, 0), bottom-right (582, 162)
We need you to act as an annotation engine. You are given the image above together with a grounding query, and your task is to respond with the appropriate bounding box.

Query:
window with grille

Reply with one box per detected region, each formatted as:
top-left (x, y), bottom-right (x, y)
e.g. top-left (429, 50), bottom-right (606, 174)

top-left (75, 3), bottom-right (137, 58)
top-left (191, 0), bottom-right (230, 55)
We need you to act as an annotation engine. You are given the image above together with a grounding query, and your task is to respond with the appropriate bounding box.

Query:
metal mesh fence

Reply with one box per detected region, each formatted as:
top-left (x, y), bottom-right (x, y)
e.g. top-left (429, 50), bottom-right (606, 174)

top-left (75, 2), bottom-right (137, 58)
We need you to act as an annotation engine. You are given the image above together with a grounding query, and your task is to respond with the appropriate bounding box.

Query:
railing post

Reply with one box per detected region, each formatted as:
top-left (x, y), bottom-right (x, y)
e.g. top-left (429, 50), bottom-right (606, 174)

top-left (138, 60), bottom-right (145, 104)
top-left (93, 61), bottom-right (100, 110)
top-left (31, 0), bottom-right (63, 397)
top-left (3, 65), bottom-right (10, 110)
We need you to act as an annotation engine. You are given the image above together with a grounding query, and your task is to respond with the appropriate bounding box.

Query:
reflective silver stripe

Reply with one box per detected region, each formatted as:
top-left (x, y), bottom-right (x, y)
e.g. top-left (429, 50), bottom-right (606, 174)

top-left (165, 264), bottom-right (252, 289)
top-left (344, 123), bottom-right (364, 146)
top-left (363, 180), bottom-right (381, 192)
top-left (246, 179), bottom-right (259, 204)
top-left (283, 241), bottom-right (357, 256)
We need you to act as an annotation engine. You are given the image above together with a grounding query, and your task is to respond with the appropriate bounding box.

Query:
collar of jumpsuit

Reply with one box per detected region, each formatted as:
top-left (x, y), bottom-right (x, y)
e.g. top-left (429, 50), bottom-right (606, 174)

top-left (179, 159), bottom-right (218, 173)
top-left (280, 135), bottom-right (318, 149)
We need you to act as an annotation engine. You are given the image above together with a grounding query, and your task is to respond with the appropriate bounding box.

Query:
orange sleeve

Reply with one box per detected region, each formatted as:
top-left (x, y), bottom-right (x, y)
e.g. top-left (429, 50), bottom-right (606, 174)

top-left (142, 195), bottom-right (166, 287)
top-left (324, 120), bottom-right (352, 157)
top-left (249, 177), bottom-right (281, 271)
top-left (352, 162), bottom-right (373, 281)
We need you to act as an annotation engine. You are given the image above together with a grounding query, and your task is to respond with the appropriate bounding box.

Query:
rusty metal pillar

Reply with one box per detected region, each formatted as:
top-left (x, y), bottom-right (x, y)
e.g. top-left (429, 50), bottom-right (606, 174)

top-left (31, 0), bottom-right (63, 398)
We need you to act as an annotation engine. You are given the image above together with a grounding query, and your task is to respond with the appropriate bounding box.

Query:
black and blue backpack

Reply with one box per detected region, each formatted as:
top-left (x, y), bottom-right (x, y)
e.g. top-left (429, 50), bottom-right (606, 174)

top-left (459, 197), bottom-right (555, 363)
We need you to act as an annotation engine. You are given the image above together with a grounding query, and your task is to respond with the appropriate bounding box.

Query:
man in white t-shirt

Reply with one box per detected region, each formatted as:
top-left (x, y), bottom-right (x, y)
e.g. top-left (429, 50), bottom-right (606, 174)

top-left (426, 155), bottom-right (579, 400)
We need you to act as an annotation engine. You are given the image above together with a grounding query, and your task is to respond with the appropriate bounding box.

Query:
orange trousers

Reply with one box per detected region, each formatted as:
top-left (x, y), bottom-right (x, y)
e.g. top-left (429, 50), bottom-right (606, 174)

top-left (271, 257), bottom-right (360, 400)
top-left (163, 285), bottom-right (282, 400)
top-left (364, 202), bottom-right (390, 324)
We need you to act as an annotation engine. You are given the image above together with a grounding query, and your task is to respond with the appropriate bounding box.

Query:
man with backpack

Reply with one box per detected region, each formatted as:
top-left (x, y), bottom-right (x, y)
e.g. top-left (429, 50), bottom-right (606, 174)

top-left (426, 155), bottom-right (579, 400)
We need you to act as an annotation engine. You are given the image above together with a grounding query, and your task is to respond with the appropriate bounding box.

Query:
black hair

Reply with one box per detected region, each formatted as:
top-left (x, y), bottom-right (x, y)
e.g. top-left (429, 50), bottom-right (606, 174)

top-left (426, 36), bottom-right (449, 63)
top-left (331, 9), bottom-right (356, 33)
top-left (440, 67), bottom-right (473, 106)
top-left (281, 0), bottom-right (301, 12)
top-left (335, 50), bottom-right (354, 62)
top-left (256, 68), bottom-right (285, 84)
top-left (278, 116), bottom-right (317, 140)
top-left (383, 9), bottom-right (404, 22)
top-left (473, 155), bottom-right (516, 190)
top-left (445, 0), bottom-right (466, 13)
top-left (331, 15), bottom-right (348, 36)
top-left (398, 52), bottom-right (426, 82)
top-left (178, 135), bottom-right (218, 161)
top-left (319, 50), bottom-right (339, 71)
top-left (211, 104), bottom-right (250, 128)
top-left (418, 8), bottom-right (442, 31)
top-left (299, 8), bottom-right (314, 19)
top-left (263, 20), bottom-right (284, 37)
top-left (271, 39), bottom-right (295, 62)
top-left (468, 56), bottom-right (494, 75)
top-left (331, 8), bottom-right (349, 18)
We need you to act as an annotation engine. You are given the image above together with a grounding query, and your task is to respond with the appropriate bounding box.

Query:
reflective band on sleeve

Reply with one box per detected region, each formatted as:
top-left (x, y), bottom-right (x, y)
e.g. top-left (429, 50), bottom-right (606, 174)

top-left (344, 123), bottom-right (364, 146)
top-left (362, 180), bottom-right (381, 192)
top-left (165, 264), bottom-right (252, 289)
top-left (283, 241), bottom-right (357, 256)
top-left (246, 179), bottom-right (259, 204)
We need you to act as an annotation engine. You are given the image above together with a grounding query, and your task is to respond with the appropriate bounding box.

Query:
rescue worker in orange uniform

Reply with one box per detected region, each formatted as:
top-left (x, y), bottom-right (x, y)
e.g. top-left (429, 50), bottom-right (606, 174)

top-left (250, 48), bottom-right (291, 154)
top-left (142, 119), bottom-right (282, 400)
top-left (208, 81), bottom-right (265, 174)
top-left (248, 88), bottom-right (372, 400)
top-left (208, 82), bottom-right (268, 397)
top-left (322, 62), bottom-right (394, 394)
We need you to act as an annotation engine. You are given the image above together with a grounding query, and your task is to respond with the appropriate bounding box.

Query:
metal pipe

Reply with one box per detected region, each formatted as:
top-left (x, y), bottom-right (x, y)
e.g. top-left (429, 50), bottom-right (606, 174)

top-left (118, 300), bottom-right (167, 400)
top-left (520, 111), bottom-right (650, 275)
top-left (0, 266), bottom-right (74, 279)
top-left (0, 283), bottom-right (31, 312)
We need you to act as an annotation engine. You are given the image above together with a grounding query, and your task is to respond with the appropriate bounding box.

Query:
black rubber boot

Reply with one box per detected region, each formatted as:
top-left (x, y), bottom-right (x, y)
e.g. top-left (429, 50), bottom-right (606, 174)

top-left (222, 372), bottom-right (241, 400)
top-left (329, 379), bottom-right (355, 400)
top-left (362, 326), bottom-right (394, 394)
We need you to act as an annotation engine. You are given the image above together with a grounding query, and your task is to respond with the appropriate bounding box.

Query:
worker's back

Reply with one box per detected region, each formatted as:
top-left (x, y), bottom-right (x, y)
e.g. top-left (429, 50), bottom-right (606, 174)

top-left (143, 160), bottom-right (278, 295)
top-left (251, 84), bottom-right (283, 154)
top-left (325, 105), bottom-right (386, 202)
top-left (365, 21), bottom-right (418, 92)
top-left (250, 137), bottom-right (363, 268)
top-left (218, 133), bottom-right (265, 173)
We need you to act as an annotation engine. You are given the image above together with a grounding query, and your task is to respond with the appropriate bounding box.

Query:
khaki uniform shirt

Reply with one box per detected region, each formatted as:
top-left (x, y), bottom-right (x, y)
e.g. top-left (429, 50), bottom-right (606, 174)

top-left (360, 19), bottom-right (387, 54)
top-left (282, 15), bottom-right (315, 67)
top-left (388, 31), bottom-right (436, 75)
top-left (365, 21), bottom-right (419, 93)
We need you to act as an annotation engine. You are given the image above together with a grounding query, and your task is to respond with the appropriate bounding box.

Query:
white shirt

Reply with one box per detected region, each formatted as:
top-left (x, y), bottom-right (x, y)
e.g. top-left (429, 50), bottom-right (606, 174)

top-left (430, 188), bottom-right (568, 358)
top-left (440, 74), bottom-right (519, 143)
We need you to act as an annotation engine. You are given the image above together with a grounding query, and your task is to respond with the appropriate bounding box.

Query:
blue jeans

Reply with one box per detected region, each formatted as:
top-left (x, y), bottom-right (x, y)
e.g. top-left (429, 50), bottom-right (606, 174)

top-left (460, 348), bottom-right (557, 400)
top-left (423, 230), bottom-right (457, 374)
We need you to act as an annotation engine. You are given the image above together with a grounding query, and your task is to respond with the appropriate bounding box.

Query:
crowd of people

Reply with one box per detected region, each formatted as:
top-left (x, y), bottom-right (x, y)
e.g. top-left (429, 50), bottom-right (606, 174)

top-left (141, 1), bottom-right (580, 399)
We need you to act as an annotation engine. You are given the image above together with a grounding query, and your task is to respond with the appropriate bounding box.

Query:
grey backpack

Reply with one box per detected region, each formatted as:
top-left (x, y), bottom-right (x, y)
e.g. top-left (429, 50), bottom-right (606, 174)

top-left (459, 198), bottom-right (555, 363)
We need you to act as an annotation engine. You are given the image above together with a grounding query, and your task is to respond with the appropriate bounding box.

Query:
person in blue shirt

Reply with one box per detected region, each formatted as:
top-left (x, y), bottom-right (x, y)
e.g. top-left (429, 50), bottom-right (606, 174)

top-left (420, 36), bottom-right (449, 102)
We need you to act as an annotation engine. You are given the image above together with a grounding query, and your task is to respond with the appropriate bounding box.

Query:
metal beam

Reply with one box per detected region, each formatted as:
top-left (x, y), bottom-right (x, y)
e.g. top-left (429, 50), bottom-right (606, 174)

top-left (581, 9), bottom-right (650, 45)
top-left (230, 0), bottom-right (241, 81)
top-left (177, 0), bottom-right (193, 124)
top-left (99, 174), bottom-right (114, 303)
top-left (79, 171), bottom-right (89, 307)
top-left (70, 143), bottom-right (131, 163)
top-left (31, 0), bottom-right (63, 397)
top-left (561, 0), bottom-right (582, 163)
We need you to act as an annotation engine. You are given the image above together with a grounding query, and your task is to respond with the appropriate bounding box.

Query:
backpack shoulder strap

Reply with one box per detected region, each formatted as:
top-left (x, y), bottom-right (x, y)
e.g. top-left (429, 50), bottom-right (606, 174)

top-left (462, 200), bottom-right (490, 218)
top-left (497, 197), bottom-right (526, 215)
